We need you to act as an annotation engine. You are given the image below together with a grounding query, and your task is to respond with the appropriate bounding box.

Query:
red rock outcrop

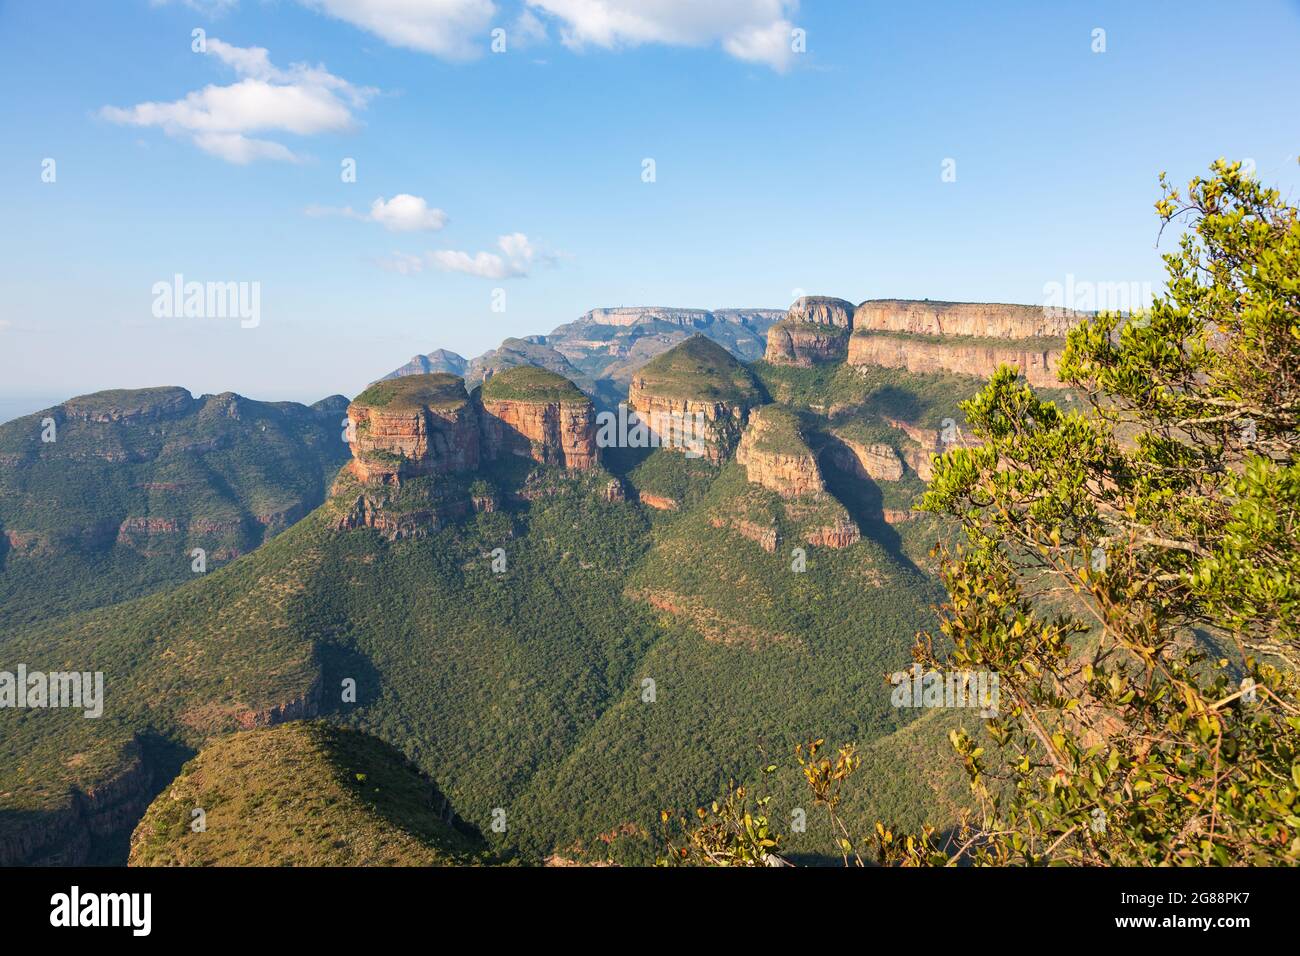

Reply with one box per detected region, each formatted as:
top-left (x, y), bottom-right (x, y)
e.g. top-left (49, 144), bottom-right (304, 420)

top-left (788, 295), bottom-right (856, 328)
top-left (480, 399), bottom-right (597, 470)
top-left (346, 374), bottom-right (480, 485)
top-left (826, 435), bottom-right (905, 481)
top-left (854, 299), bottom-right (1079, 339)
top-left (735, 407), bottom-right (826, 498)
top-left (848, 332), bottom-right (1062, 388)
top-left (762, 321), bottom-right (850, 366)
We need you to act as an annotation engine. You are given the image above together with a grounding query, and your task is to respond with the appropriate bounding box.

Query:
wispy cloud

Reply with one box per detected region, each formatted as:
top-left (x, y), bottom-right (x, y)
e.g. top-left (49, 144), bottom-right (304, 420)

top-left (527, 0), bottom-right (800, 71)
top-left (296, 0), bottom-right (497, 60)
top-left (307, 194), bottom-right (449, 232)
top-left (100, 38), bottom-right (376, 163)
top-left (379, 233), bottom-right (560, 279)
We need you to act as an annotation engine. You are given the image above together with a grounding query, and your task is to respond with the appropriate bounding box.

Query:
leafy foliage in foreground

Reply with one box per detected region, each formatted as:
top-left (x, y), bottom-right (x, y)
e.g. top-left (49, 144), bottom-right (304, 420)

top-left (892, 161), bottom-right (1300, 866)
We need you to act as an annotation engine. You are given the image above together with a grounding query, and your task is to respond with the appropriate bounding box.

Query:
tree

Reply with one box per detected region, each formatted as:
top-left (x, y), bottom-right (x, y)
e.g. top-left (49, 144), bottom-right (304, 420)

top-left (891, 160), bottom-right (1300, 865)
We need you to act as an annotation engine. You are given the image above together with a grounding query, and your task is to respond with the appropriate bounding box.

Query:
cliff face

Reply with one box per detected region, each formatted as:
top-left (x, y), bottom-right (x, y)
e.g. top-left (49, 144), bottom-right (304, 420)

top-left (762, 296), bottom-right (855, 366)
top-left (480, 399), bottom-right (597, 470)
top-left (735, 407), bottom-right (826, 498)
top-left (788, 295), bottom-right (856, 328)
top-left (0, 737), bottom-right (154, 866)
top-left (827, 435), bottom-right (905, 481)
top-left (854, 299), bottom-right (1079, 339)
top-left (762, 321), bottom-right (850, 366)
top-left (346, 374), bottom-right (480, 484)
top-left (626, 336), bottom-right (762, 462)
top-left (848, 332), bottom-right (1062, 387)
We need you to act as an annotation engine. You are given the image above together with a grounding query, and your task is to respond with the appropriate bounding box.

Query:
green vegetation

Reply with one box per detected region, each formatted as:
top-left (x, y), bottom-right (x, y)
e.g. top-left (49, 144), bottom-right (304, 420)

top-left (880, 161), bottom-right (1300, 866)
top-left (0, 389), bottom-right (350, 631)
top-left (481, 365), bottom-right (587, 404)
top-left (352, 373), bottom-right (468, 411)
top-left (129, 721), bottom-right (487, 866)
top-left (742, 405), bottom-right (811, 457)
top-left (848, 329), bottom-right (1068, 352)
top-left (633, 335), bottom-right (762, 404)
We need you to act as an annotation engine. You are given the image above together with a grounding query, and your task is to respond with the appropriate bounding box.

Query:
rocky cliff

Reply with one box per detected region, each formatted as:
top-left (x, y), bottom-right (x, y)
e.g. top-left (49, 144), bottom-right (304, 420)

top-left (346, 374), bottom-right (481, 484)
top-left (847, 331), bottom-right (1062, 387)
top-left (480, 366), bottom-right (598, 470)
top-left (854, 299), bottom-right (1080, 339)
top-left (763, 321), bottom-right (850, 366)
top-left (735, 406), bottom-right (826, 498)
top-left (826, 433), bottom-right (905, 481)
top-left (762, 296), bottom-right (857, 366)
top-left (627, 336), bottom-right (763, 462)
top-left (788, 295), bottom-right (856, 328)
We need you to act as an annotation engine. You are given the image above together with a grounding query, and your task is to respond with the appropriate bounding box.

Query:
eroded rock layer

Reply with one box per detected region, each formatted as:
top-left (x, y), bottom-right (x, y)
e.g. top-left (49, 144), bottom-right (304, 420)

top-left (847, 332), bottom-right (1062, 387)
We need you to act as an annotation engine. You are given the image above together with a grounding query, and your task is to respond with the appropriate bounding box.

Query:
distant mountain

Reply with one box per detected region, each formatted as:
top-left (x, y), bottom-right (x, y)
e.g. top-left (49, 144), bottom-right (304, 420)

top-left (379, 306), bottom-right (784, 403)
top-left (0, 387), bottom-right (351, 631)
top-left (383, 348), bottom-right (468, 380)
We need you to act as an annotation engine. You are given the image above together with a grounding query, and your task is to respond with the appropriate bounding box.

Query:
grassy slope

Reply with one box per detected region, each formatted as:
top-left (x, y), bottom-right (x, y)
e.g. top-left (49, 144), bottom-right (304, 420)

top-left (633, 336), bottom-right (763, 404)
top-left (481, 365), bottom-right (587, 403)
top-left (128, 721), bottom-right (486, 866)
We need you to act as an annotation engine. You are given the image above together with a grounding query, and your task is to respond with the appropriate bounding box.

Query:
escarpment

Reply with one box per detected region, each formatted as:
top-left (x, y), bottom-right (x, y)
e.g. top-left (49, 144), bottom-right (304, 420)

top-left (763, 294), bottom-right (1080, 384)
top-left (480, 366), bottom-right (598, 470)
top-left (627, 336), bottom-right (763, 462)
top-left (854, 299), bottom-right (1079, 339)
top-left (338, 369), bottom-right (599, 536)
top-left (847, 332), bottom-right (1063, 387)
top-left (346, 373), bottom-right (481, 484)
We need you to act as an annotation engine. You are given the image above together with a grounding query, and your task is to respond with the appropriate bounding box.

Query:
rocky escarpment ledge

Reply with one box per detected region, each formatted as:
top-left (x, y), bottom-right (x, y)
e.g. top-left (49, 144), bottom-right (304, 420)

top-left (847, 331), bottom-right (1063, 388)
top-left (346, 374), bottom-right (481, 485)
top-left (762, 296), bottom-right (856, 366)
top-left (854, 299), bottom-right (1083, 339)
top-left (479, 366), bottom-right (598, 470)
top-left (736, 406), bottom-right (826, 498)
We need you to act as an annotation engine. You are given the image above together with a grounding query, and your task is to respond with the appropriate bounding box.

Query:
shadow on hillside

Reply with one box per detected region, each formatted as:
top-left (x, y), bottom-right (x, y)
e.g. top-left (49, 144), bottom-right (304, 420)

top-left (816, 438), bottom-right (923, 578)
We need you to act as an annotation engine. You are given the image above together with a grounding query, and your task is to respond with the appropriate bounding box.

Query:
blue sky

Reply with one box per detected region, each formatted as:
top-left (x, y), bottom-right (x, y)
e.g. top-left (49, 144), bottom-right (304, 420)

top-left (1, 0), bottom-right (1298, 412)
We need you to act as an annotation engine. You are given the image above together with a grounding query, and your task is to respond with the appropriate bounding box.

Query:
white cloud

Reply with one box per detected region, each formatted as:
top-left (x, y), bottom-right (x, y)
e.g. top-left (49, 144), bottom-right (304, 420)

top-left (296, 0), bottom-right (497, 60)
top-left (306, 193), bottom-right (448, 231)
top-left (368, 194), bottom-right (449, 231)
top-left (527, 0), bottom-right (799, 70)
top-left (383, 233), bottom-right (557, 278)
top-left (100, 39), bottom-right (376, 163)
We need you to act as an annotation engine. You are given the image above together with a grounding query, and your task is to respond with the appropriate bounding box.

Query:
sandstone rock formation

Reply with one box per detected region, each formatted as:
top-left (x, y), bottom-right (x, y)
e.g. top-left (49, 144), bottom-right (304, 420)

top-left (787, 295), bottom-right (856, 328)
top-left (346, 374), bottom-right (481, 484)
top-left (854, 299), bottom-right (1080, 339)
top-left (848, 332), bottom-right (1061, 387)
top-left (736, 406), bottom-right (827, 498)
top-left (480, 366), bottom-right (598, 470)
top-left (762, 296), bottom-right (856, 366)
top-left (627, 336), bottom-right (763, 462)
top-left (827, 433), bottom-right (905, 481)
top-left (762, 322), bottom-right (850, 366)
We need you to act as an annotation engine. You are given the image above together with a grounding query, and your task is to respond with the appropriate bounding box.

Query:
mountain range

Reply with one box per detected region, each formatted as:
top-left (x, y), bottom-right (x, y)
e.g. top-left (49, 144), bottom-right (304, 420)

top-left (0, 294), bottom-right (1078, 866)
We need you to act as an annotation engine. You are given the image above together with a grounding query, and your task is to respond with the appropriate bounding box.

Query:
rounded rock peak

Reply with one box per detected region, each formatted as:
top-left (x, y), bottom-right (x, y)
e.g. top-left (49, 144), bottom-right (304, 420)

top-left (631, 334), bottom-right (762, 404)
top-left (351, 373), bottom-right (469, 413)
top-left (787, 295), bottom-right (856, 328)
top-left (480, 365), bottom-right (587, 404)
